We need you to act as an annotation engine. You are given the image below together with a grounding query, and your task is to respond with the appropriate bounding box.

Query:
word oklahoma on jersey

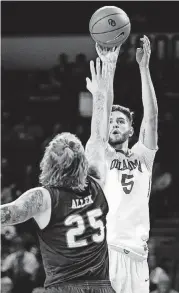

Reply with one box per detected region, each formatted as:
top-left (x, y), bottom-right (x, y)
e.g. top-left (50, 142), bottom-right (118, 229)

top-left (36, 176), bottom-right (109, 288)
top-left (104, 141), bottom-right (158, 258)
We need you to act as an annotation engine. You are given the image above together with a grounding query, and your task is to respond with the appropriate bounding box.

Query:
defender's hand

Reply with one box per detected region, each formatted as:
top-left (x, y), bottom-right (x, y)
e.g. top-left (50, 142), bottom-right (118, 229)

top-left (86, 57), bottom-right (111, 95)
top-left (96, 43), bottom-right (120, 65)
top-left (136, 35), bottom-right (151, 68)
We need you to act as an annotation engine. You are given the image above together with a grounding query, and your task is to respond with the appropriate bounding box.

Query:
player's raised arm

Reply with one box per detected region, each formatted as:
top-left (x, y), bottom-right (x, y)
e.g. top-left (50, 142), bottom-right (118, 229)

top-left (137, 35), bottom-right (158, 150)
top-left (96, 44), bottom-right (120, 141)
top-left (86, 57), bottom-right (109, 142)
top-left (85, 58), bottom-right (109, 186)
top-left (1, 187), bottom-right (50, 226)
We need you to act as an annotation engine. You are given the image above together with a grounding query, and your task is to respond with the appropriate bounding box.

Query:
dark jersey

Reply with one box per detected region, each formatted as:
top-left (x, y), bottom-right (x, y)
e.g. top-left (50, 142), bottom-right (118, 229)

top-left (36, 176), bottom-right (109, 288)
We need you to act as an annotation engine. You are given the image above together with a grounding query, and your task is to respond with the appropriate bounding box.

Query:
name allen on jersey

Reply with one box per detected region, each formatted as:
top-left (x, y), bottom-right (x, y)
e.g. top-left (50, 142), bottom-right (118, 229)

top-left (71, 195), bottom-right (94, 209)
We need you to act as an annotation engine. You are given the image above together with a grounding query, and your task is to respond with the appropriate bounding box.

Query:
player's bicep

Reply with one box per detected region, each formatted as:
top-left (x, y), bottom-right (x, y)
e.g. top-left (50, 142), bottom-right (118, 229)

top-left (1, 187), bottom-right (50, 226)
top-left (85, 138), bottom-right (107, 187)
top-left (139, 115), bottom-right (158, 150)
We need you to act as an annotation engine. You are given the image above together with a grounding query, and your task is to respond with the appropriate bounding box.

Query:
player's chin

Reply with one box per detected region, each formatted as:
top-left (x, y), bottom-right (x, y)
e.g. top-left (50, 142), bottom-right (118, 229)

top-left (109, 135), bottom-right (121, 144)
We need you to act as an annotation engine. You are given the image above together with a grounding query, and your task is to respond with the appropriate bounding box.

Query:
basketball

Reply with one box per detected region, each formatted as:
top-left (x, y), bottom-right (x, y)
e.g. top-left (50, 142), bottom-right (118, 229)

top-left (89, 6), bottom-right (131, 48)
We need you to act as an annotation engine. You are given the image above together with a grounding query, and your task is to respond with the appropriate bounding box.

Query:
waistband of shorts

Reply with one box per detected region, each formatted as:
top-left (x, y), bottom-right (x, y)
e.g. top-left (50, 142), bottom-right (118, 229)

top-left (47, 280), bottom-right (112, 289)
top-left (108, 244), bottom-right (148, 261)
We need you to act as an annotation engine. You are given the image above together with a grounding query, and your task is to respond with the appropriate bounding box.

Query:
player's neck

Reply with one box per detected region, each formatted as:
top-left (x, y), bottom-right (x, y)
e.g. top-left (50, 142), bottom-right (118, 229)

top-left (114, 140), bottom-right (129, 154)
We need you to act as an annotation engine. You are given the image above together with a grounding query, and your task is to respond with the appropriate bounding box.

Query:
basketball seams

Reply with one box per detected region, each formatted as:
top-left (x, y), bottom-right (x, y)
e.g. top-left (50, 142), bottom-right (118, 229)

top-left (89, 6), bottom-right (131, 47)
top-left (91, 31), bottom-right (129, 47)
top-left (90, 12), bottom-right (127, 31)
top-left (92, 22), bottom-right (130, 35)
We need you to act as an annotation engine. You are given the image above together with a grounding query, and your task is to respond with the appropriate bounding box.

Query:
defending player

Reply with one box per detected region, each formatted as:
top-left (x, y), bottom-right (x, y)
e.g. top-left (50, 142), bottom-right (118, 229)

top-left (1, 63), bottom-right (116, 293)
top-left (86, 35), bottom-right (158, 293)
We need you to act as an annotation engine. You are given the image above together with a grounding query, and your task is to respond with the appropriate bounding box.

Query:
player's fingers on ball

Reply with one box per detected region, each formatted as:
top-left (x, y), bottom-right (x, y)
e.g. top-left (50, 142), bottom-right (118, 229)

top-left (96, 44), bottom-right (102, 59)
top-left (95, 42), bottom-right (99, 50)
top-left (95, 43), bottom-right (99, 53)
top-left (104, 47), bottom-right (109, 55)
top-left (90, 60), bottom-right (96, 78)
top-left (96, 49), bottom-right (101, 59)
top-left (96, 43), bottom-right (102, 55)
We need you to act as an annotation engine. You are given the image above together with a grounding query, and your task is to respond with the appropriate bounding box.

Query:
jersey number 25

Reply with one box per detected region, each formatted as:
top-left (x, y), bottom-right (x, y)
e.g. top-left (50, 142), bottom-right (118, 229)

top-left (64, 208), bottom-right (105, 248)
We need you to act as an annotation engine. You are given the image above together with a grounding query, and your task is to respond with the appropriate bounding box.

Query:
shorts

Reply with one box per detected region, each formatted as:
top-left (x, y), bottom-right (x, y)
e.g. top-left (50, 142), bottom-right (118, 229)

top-left (109, 245), bottom-right (149, 293)
top-left (45, 280), bottom-right (115, 293)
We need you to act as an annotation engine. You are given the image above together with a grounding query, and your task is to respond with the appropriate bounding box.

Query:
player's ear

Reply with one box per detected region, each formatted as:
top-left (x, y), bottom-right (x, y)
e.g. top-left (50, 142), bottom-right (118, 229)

top-left (129, 126), bottom-right (134, 137)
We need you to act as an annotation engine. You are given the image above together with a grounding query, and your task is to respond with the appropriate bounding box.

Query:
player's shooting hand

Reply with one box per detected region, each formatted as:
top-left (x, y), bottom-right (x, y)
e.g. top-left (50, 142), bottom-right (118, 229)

top-left (86, 57), bottom-right (111, 95)
top-left (136, 35), bottom-right (151, 68)
top-left (96, 43), bottom-right (120, 66)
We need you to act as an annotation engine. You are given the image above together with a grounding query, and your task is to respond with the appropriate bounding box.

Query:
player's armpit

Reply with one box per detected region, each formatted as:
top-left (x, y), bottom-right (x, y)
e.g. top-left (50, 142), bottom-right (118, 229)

top-left (1, 187), bottom-right (51, 226)
top-left (139, 115), bottom-right (158, 150)
top-left (85, 138), bottom-right (107, 188)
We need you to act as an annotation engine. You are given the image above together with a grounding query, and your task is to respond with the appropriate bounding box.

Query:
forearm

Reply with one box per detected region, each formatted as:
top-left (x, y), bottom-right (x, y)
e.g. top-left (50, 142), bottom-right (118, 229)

top-left (106, 87), bottom-right (114, 139)
top-left (86, 99), bottom-right (107, 186)
top-left (92, 66), bottom-right (115, 142)
top-left (106, 63), bottom-right (117, 137)
top-left (107, 63), bottom-right (116, 113)
top-left (91, 91), bottom-right (108, 141)
top-left (139, 67), bottom-right (158, 149)
top-left (1, 203), bottom-right (24, 226)
top-left (140, 67), bottom-right (158, 119)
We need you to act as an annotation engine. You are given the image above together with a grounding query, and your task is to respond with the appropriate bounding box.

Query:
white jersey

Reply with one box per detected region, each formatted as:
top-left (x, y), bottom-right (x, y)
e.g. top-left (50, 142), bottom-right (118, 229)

top-left (104, 141), bottom-right (158, 258)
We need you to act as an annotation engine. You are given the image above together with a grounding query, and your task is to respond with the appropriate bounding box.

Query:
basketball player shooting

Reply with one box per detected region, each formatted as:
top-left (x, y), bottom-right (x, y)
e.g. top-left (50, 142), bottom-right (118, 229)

top-left (86, 35), bottom-right (158, 293)
top-left (0, 111), bottom-right (116, 293)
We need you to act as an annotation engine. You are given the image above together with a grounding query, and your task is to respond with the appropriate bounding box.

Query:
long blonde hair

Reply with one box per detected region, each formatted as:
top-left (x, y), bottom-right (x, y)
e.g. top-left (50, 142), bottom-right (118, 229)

top-left (39, 133), bottom-right (88, 191)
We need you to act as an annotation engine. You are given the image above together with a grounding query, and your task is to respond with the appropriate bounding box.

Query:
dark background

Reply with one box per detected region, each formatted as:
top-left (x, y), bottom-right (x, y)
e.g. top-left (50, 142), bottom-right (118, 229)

top-left (1, 2), bottom-right (179, 293)
top-left (2, 1), bottom-right (179, 35)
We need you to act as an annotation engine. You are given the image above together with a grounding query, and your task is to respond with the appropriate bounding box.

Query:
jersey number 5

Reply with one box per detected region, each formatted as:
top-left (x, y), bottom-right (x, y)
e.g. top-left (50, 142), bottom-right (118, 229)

top-left (121, 174), bottom-right (134, 194)
top-left (64, 208), bottom-right (105, 248)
